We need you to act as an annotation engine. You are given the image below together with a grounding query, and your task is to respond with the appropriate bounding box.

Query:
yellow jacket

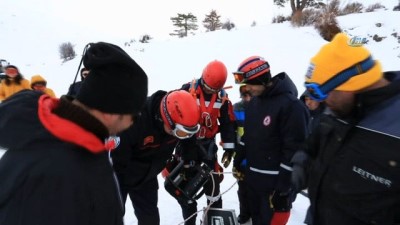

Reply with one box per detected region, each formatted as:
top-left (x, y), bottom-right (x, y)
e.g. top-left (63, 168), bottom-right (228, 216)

top-left (30, 75), bottom-right (56, 98)
top-left (0, 78), bottom-right (31, 101)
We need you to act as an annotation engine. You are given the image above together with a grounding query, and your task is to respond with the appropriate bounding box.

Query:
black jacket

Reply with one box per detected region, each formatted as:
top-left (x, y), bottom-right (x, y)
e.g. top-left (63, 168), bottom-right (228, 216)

top-left (300, 71), bottom-right (400, 224)
top-left (242, 72), bottom-right (309, 193)
top-left (112, 90), bottom-right (178, 189)
top-left (0, 90), bottom-right (123, 225)
top-left (67, 81), bottom-right (83, 97)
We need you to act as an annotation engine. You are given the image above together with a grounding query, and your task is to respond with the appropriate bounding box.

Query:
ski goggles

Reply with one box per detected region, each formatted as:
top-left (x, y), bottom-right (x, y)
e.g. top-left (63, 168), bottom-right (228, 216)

top-left (161, 94), bottom-right (200, 139)
top-left (5, 67), bottom-right (18, 76)
top-left (305, 56), bottom-right (375, 102)
top-left (172, 123), bottom-right (201, 139)
top-left (233, 62), bottom-right (270, 84)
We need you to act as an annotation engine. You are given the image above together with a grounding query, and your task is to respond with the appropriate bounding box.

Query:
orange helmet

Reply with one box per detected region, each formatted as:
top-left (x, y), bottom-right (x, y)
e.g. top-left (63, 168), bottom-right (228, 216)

top-left (160, 90), bottom-right (200, 139)
top-left (201, 60), bottom-right (227, 92)
top-left (233, 56), bottom-right (271, 84)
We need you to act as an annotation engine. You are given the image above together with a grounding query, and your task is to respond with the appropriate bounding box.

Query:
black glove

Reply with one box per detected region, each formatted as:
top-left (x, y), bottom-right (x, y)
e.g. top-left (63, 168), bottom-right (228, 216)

top-left (221, 149), bottom-right (235, 168)
top-left (291, 164), bottom-right (307, 193)
top-left (232, 166), bottom-right (245, 181)
top-left (233, 145), bottom-right (245, 168)
top-left (271, 191), bottom-right (291, 212)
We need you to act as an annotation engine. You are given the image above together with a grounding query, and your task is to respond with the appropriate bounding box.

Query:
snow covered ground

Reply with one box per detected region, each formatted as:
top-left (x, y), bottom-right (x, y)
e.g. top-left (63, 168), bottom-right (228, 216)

top-left (1, 2), bottom-right (400, 224)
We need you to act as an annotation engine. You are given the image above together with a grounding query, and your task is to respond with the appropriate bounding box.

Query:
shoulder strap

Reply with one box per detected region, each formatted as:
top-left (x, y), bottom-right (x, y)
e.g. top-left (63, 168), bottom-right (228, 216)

top-left (219, 88), bottom-right (229, 105)
top-left (189, 78), bottom-right (199, 98)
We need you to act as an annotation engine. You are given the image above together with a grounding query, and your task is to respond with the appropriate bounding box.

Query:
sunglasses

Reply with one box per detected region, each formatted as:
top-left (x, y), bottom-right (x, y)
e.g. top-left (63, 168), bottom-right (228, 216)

top-left (305, 56), bottom-right (375, 101)
top-left (233, 62), bottom-right (270, 84)
top-left (5, 68), bottom-right (18, 76)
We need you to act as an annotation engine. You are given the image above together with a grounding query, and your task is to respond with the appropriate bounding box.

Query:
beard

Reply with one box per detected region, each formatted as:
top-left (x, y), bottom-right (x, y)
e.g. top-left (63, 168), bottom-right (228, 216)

top-left (328, 102), bottom-right (355, 119)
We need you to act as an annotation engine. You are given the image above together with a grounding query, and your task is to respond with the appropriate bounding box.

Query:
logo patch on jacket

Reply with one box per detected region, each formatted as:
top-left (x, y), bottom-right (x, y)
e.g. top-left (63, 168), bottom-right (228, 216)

top-left (143, 136), bottom-right (154, 146)
top-left (263, 115), bottom-right (271, 126)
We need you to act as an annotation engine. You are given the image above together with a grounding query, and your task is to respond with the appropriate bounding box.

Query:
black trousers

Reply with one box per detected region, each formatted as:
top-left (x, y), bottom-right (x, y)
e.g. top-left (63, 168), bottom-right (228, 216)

top-left (247, 185), bottom-right (274, 225)
top-left (237, 179), bottom-right (251, 219)
top-left (120, 178), bottom-right (160, 225)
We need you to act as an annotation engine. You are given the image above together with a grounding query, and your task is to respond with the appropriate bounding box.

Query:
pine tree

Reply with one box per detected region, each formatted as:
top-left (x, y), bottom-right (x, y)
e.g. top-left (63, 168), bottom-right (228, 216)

top-left (170, 13), bottom-right (198, 38)
top-left (203, 10), bottom-right (223, 32)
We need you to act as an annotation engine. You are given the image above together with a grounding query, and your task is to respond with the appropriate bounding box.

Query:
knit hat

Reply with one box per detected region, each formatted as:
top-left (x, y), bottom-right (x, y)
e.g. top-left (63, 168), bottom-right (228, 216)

top-left (76, 42), bottom-right (148, 115)
top-left (305, 33), bottom-right (382, 91)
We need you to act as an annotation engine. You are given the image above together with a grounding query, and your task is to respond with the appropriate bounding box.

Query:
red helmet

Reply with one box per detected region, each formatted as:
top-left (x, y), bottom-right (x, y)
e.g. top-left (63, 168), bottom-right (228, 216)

top-left (160, 90), bottom-right (200, 139)
top-left (201, 60), bottom-right (227, 92)
top-left (234, 56), bottom-right (270, 84)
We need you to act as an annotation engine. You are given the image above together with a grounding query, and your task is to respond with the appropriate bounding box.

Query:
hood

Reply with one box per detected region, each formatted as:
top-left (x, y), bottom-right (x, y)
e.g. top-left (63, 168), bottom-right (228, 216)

top-left (30, 74), bottom-right (47, 84)
top-left (262, 72), bottom-right (298, 98)
top-left (352, 71), bottom-right (400, 121)
top-left (146, 90), bottom-right (167, 130)
top-left (0, 90), bottom-right (107, 153)
top-left (299, 90), bottom-right (308, 103)
top-left (0, 90), bottom-right (45, 150)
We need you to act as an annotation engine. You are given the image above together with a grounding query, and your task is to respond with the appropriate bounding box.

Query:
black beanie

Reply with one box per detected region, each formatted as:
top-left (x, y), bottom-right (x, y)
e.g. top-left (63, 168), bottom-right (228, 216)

top-left (76, 42), bottom-right (148, 115)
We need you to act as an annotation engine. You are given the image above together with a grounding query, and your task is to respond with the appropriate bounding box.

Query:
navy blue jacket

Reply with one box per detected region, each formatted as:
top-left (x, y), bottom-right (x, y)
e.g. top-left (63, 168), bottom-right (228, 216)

top-left (242, 72), bottom-right (309, 193)
top-left (301, 71), bottom-right (400, 224)
top-left (67, 81), bottom-right (83, 97)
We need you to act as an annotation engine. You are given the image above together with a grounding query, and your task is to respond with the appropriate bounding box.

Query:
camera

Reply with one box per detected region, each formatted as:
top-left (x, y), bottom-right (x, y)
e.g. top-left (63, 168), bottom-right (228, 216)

top-left (164, 161), bottom-right (211, 204)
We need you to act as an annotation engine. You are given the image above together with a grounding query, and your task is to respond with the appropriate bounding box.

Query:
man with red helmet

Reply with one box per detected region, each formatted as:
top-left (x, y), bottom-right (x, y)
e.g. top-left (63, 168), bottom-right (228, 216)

top-left (232, 56), bottom-right (309, 225)
top-left (170, 60), bottom-right (237, 225)
top-left (111, 90), bottom-right (201, 225)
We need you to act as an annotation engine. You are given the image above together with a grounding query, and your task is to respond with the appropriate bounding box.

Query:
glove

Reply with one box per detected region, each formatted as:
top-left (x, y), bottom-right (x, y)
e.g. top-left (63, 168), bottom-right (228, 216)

top-left (233, 144), bottom-right (245, 168)
top-left (291, 164), bottom-right (307, 193)
top-left (221, 149), bottom-right (235, 168)
top-left (232, 166), bottom-right (245, 181)
top-left (270, 191), bottom-right (291, 212)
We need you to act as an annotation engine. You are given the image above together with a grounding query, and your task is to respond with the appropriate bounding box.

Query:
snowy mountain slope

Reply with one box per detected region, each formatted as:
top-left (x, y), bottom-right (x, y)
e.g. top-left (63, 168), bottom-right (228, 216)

top-left (1, 6), bottom-right (400, 225)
